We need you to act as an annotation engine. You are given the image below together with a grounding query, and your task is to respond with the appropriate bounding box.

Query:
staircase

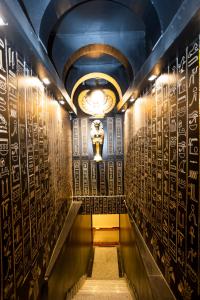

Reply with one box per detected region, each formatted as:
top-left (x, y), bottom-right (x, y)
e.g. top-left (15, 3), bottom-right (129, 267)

top-left (72, 278), bottom-right (134, 299)
top-left (71, 246), bottom-right (134, 299)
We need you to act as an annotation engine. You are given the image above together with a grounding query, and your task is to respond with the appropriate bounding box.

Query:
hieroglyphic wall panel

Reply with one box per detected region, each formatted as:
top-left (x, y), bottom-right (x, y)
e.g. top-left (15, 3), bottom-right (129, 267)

top-left (169, 60), bottom-right (178, 262)
top-left (124, 35), bottom-right (200, 300)
top-left (72, 119), bottom-right (80, 156)
top-left (162, 74), bottom-right (170, 248)
top-left (115, 117), bottom-right (123, 155)
top-left (108, 161), bottom-right (115, 195)
top-left (73, 160), bottom-right (81, 196)
top-left (116, 160), bottom-right (123, 195)
top-left (81, 118), bottom-right (88, 156)
top-left (90, 161), bottom-right (97, 196)
top-left (0, 33), bottom-right (72, 300)
top-left (74, 196), bottom-right (126, 214)
top-left (107, 117), bottom-right (114, 156)
top-left (186, 39), bottom-right (199, 292)
top-left (82, 160), bottom-right (89, 195)
top-left (72, 116), bottom-right (124, 213)
top-left (0, 36), bottom-right (15, 300)
top-left (99, 161), bottom-right (106, 195)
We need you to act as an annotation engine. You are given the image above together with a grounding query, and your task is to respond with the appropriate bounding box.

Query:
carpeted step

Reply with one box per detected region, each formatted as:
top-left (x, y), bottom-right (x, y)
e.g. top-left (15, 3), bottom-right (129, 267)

top-left (72, 278), bottom-right (134, 299)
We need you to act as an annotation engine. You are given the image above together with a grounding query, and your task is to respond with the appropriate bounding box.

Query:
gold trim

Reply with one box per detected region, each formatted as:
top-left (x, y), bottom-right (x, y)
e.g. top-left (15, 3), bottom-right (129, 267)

top-left (62, 44), bottom-right (133, 83)
top-left (71, 72), bottom-right (123, 103)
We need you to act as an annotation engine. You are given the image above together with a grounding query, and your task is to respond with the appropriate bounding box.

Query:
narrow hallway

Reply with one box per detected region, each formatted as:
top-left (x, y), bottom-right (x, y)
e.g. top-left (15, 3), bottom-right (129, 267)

top-left (0, 1), bottom-right (200, 300)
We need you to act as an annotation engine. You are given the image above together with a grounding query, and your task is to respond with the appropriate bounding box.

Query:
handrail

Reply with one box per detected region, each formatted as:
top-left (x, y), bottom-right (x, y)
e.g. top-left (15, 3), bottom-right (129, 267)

top-left (45, 201), bottom-right (82, 279)
top-left (122, 199), bottom-right (175, 300)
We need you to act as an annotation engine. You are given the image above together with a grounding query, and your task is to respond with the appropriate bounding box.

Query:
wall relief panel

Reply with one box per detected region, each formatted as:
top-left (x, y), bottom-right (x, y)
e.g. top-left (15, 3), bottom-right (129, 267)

top-left (0, 33), bottom-right (72, 300)
top-left (72, 115), bottom-right (124, 214)
top-left (124, 35), bottom-right (200, 300)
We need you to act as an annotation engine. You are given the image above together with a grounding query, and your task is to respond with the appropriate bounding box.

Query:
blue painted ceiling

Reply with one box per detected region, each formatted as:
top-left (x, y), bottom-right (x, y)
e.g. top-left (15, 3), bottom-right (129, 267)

top-left (17, 0), bottom-right (184, 97)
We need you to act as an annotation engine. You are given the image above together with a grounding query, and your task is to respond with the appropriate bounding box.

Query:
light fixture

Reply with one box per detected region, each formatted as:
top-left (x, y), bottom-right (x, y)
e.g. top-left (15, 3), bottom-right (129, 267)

top-left (121, 108), bottom-right (125, 113)
top-left (0, 16), bottom-right (8, 26)
top-left (148, 74), bottom-right (157, 81)
top-left (42, 77), bottom-right (50, 85)
top-left (88, 89), bottom-right (106, 117)
top-left (59, 100), bottom-right (65, 105)
top-left (90, 89), bottom-right (105, 104)
top-left (129, 96), bottom-right (135, 103)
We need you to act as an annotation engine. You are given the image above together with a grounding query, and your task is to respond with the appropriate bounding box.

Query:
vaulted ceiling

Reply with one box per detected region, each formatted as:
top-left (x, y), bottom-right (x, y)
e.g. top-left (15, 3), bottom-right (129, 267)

top-left (18, 0), bottom-right (184, 101)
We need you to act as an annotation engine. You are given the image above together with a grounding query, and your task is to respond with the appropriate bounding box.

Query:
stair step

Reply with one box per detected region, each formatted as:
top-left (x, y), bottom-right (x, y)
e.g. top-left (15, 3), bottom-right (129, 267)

top-left (82, 281), bottom-right (128, 286)
top-left (72, 279), bottom-right (133, 300)
top-left (73, 295), bottom-right (132, 300)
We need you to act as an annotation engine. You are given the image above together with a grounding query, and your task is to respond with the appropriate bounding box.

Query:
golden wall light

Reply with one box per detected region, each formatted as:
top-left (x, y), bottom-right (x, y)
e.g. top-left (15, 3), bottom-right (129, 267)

top-left (148, 74), bottom-right (157, 81)
top-left (42, 77), bottom-right (50, 85)
top-left (0, 16), bottom-right (8, 26)
top-left (129, 96), bottom-right (135, 103)
top-left (59, 100), bottom-right (65, 105)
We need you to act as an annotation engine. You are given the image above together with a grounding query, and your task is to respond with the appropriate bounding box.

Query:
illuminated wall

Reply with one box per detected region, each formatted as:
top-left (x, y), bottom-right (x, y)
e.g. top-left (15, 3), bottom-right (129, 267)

top-left (0, 34), bottom-right (72, 299)
top-left (72, 116), bottom-right (126, 214)
top-left (124, 36), bottom-right (200, 299)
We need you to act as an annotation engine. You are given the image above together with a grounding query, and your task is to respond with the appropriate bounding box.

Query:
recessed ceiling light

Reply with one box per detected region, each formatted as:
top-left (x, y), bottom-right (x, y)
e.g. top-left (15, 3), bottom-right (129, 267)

top-left (0, 16), bottom-right (8, 26)
top-left (130, 97), bottom-right (135, 103)
top-left (42, 77), bottom-right (50, 85)
top-left (121, 108), bottom-right (125, 112)
top-left (148, 74), bottom-right (157, 81)
top-left (59, 100), bottom-right (65, 105)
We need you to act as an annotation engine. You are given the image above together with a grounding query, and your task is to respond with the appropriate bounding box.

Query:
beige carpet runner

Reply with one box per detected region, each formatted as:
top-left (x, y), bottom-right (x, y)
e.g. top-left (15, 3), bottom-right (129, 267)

top-left (72, 247), bottom-right (134, 300)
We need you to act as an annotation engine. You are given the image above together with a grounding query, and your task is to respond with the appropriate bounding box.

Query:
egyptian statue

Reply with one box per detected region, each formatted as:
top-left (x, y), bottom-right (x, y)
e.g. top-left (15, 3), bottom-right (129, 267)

top-left (90, 120), bottom-right (104, 162)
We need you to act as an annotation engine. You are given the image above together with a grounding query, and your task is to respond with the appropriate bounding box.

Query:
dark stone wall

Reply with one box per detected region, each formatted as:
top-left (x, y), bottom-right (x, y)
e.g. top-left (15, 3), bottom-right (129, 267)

top-left (124, 36), bottom-right (200, 299)
top-left (0, 33), bottom-right (72, 300)
top-left (72, 116), bottom-right (126, 214)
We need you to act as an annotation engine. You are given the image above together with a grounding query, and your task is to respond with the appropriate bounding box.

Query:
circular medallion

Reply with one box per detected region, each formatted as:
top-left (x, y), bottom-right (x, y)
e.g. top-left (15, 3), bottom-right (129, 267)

top-left (78, 89), bottom-right (116, 117)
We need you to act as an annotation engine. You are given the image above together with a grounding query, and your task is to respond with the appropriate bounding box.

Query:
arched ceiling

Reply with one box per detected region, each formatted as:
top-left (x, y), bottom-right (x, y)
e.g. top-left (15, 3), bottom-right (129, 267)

top-left (18, 0), bottom-right (184, 103)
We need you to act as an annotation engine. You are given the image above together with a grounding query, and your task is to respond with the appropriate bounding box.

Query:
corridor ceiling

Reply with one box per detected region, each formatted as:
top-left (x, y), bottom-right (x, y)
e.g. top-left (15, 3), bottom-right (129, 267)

top-left (18, 0), bottom-right (184, 104)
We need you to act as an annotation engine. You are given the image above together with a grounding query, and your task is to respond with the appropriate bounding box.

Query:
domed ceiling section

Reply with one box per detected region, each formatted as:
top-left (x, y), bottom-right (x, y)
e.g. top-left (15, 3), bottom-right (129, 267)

top-left (49, 0), bottom-right (146, 86)
top-left (65, 53), bottom-right (131, 95)
top-left (18, 0), bottom-right (184, 106)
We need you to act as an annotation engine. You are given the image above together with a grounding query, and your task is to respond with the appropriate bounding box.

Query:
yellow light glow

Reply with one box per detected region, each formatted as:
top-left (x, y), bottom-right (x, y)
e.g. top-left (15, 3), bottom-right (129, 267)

top-left (59, 100), bottom-right (65, 105)
top-left (42, 77), bottom-right (50, 85)
top-left (90, 89), bottom-right (105, 104)
top-left (78, 89), bottom-right (116, 117)
top-left (18, 76), bottom-right (44, 89)
top-left (0, 16), bottom-right (8, 26)
top-left (148, 74), bottom-right (157, 81)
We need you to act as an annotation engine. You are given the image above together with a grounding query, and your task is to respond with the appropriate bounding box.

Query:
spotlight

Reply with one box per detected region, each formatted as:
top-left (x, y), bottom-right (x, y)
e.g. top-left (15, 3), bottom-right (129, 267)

top-left (129, 97), bottom-right (135, 103)
top-left (121, 108), bottom-right (125, 113)
top-left (148, 74), bottom-right (157, 81)
top-left (0, 16), bottom-right (8, 26)
top-left (42, 77), bottom-right (50, 85)
top-left (59, 100), bottom-right (65, 105)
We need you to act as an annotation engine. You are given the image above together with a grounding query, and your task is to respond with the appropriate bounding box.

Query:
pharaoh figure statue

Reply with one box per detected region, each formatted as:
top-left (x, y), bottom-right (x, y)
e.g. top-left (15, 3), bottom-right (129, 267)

top-left (90, 120), bottom-right (104, 162)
